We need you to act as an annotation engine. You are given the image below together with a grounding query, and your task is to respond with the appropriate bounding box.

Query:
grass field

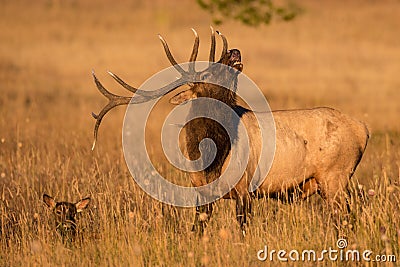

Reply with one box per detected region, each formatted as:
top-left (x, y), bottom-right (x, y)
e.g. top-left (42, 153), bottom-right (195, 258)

top-left (1, 0), bottom-right (400, 266)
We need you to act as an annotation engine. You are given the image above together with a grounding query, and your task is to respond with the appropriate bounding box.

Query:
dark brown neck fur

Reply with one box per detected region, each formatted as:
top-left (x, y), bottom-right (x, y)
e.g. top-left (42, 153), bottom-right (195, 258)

top-left (185, 83), bottom-right (239, 182)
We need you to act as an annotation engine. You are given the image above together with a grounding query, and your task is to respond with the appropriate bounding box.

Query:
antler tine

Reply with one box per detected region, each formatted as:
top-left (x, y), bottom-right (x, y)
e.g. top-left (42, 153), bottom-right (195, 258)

top-left (128, 78), bottom-right (187, 103)
top-left (108, 71), bottom-right (172, 100)
top-left (158, 34), bottom-right (187, 76)
top-left (209, 26), bottom-right (216, 63)
top-left (188, 28), bottom-right (199, 73)
top-left (216, 31), bottom-right (228, 61)
top-left (189, 28), bottom-right (199, 62)
top-left (107, 71), bottom-right (138, 94)
top-left (91, 71), bottom-right (131, 150)
top-left (92, 70), bottom-right (117, 100)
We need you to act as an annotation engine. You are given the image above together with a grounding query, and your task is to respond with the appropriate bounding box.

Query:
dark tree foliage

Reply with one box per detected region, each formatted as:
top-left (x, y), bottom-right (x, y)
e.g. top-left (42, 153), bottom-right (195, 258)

top-left (197, 0), bottom-right (301, 26)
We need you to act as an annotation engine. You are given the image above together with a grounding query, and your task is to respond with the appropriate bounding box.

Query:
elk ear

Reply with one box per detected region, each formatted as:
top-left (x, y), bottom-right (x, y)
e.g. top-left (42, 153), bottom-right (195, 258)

top-left (75, 198), bottom-right (91, 212)
top-left (169, 89), bottom-right (196, 105)
top-left (43, 194), bottom-right (56, 209)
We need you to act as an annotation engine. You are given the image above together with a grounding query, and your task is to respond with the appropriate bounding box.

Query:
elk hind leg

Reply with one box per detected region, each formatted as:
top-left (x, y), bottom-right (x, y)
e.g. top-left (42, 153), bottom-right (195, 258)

top-left (317, 173), bottom-right (352, 237)
top-left (236, 196), bottom-right (252, 235)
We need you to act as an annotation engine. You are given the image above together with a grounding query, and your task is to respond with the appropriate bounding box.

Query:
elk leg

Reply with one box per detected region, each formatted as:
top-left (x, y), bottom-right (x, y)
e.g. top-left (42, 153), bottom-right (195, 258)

top-left (317, 173), bottom-right (352, 237)
top-left (191, 203), bottom-right (214, 234)
top-left (236, 196), bottom-right (252, 235)
top-left (300, 178), bottom-right (319, 200)
top-left (333, 189), bottom-right (352, 238)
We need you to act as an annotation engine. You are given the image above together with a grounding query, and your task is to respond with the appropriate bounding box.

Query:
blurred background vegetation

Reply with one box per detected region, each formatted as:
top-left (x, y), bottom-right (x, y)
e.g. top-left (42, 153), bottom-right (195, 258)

top-left (197, 0), bottom-right (301, 26)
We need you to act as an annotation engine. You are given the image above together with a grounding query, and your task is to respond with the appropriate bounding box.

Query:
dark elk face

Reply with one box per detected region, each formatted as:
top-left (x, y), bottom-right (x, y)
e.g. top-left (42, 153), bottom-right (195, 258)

top-left (43, 194), bottom-right (90, 241)
top-left (220, 48), bottom-right (243, 71)
top-left (170, 49), bottom-right (243, 106)
top-left (201, 48), bottom-right (243, 85)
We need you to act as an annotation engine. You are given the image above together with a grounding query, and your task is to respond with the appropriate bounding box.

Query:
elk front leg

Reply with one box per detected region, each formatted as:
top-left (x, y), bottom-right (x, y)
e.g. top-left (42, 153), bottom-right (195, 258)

top-left (191, 203), bottom-right (214, 234)
top-left (236, 196), bottom-right (252, 235)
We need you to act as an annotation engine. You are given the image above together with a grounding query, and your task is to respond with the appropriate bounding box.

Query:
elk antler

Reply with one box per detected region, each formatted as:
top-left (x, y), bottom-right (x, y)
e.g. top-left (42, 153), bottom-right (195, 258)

top-left (216, 31), bottom-right (228, 62)
top-left (91, 28), bottom-right (229, 150)
top-left (209, 26), bottom-right (216, 63)
top-left (188, 28), bottom-right (199, 73)
top-left (91, 71), bottom-right (132, 150)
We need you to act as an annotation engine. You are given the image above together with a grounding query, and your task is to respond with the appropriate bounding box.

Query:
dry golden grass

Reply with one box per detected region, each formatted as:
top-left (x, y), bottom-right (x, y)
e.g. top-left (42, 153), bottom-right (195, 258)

top-left (1, 0), bottom-right (400, 266)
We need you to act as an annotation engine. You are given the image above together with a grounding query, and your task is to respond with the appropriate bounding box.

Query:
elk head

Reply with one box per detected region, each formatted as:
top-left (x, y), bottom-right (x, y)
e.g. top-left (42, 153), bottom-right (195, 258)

top-left (170, 48), bottom-right (243, 106)
top-left (91, 28), bottom-right (243, 149)
top-left (43, 194), bottom-right (90, 241)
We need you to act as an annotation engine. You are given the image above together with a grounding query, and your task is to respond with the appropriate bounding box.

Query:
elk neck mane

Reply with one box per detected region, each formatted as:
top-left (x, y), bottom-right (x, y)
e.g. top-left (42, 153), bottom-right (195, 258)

top-left (184, 80), bottom-right (242, 181)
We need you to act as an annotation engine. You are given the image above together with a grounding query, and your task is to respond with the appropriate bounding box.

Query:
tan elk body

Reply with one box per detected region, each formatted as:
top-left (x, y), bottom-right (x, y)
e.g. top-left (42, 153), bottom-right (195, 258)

top-left (91, 29), bottom-right (369, 233)
top-left (218, 107), bottom-right (369, 200)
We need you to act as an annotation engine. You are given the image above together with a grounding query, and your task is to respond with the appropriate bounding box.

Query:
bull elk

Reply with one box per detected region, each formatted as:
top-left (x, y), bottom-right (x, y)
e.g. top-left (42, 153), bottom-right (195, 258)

top-left (43, 194), bottom-right (90, 242)
top-left (91, 29), bottom-right (369, 234)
